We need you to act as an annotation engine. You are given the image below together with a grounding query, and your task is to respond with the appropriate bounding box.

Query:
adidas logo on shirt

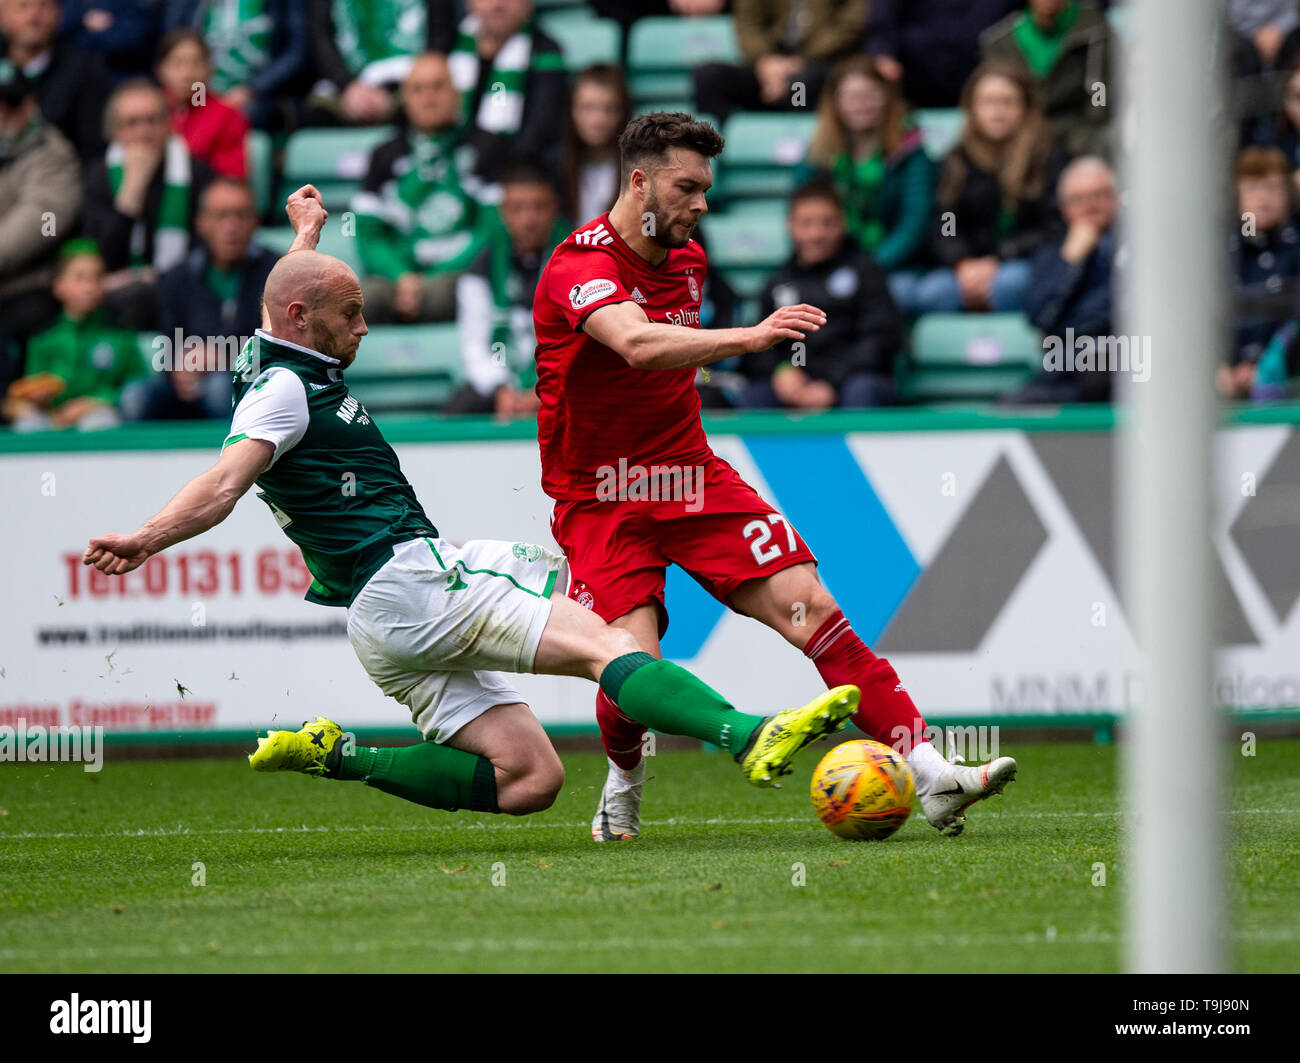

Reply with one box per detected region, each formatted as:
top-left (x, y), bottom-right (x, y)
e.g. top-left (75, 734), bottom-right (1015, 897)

top-left (631, 287), bottom-right (647, 304)
top-left (574, 223), bottom-right (614, 246)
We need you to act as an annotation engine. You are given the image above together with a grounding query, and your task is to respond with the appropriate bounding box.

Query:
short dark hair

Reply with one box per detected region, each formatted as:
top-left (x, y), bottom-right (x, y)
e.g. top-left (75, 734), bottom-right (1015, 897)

top-left (499, 161), bottom-right (559, 197)
top-left (617, 111), bottom-right (724, 184)
top-left (789, 177), bottom-right (843, 214)
top-left (157, 27), bottom-right (210, 65)
top-left (199, 176), bottom-right (255, 211)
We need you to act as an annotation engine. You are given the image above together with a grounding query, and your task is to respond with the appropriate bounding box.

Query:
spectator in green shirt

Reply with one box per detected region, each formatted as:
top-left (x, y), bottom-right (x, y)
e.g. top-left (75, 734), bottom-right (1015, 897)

top-left (794, 55), bottom-right (937, 303)
top-left (3, 240), bottom-right (145, 430)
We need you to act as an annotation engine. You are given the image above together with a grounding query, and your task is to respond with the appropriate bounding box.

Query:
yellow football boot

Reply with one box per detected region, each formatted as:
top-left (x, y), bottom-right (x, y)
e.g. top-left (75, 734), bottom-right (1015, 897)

top-left (737, 685), bottom-right (860, 787)
top-left (249, 716), bottom-right (344, 777)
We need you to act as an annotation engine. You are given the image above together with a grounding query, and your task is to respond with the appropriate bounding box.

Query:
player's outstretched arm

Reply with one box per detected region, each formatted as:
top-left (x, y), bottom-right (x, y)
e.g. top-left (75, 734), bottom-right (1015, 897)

top-left (285, 184), bottom-right (328, 254)
top-left (583, 299), bottom-right (827, 371)
top-left (83, 438), bottom-right (274, 575)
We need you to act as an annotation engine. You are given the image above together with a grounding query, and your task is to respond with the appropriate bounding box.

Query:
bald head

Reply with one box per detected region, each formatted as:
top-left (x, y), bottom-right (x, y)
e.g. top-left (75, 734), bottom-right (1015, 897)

top-left (262, 250), bottom-right (368, 366)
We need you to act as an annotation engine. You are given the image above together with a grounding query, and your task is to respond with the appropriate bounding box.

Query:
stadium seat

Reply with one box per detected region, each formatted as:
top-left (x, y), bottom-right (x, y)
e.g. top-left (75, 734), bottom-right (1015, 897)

top-left (279, 125), bottom-right (394, 208)
top-left (346, 323), bottom-right (463, 413)
top-left (910, 313), bottom-right (1045, 368)
top-left (717, 112), bottom-right (816, 201)
top-left (626, 16), bottom-right (740, 102)
top-left (256, 219), bottom-right (364, 274)
top-left (700, 207), bottom-right (790, 298)
top-left (915, 108), bottom-right (963, 160)
top-left (901, 313), bottom-right (1044, 402)
top-left (537, 8), bottom-right (621, 69)
top-left (247, 129), bottom-right (273, 217)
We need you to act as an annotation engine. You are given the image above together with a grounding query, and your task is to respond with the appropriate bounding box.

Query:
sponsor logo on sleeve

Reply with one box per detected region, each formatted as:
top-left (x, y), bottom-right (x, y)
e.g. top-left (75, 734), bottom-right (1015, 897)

top-left (570, 279), bottom-right (618, 309)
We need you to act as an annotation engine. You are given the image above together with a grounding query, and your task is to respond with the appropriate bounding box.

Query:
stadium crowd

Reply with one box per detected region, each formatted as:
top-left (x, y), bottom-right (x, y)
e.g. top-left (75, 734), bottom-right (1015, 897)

top-left (1, 0), bottom-right (1298, 430)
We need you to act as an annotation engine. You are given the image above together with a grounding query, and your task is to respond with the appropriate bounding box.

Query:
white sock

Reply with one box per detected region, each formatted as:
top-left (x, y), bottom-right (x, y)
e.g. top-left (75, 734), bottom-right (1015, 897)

top-left (906, 741), bottom-right (950, 796)
top-left (608, 757), bottom-right (644, 785)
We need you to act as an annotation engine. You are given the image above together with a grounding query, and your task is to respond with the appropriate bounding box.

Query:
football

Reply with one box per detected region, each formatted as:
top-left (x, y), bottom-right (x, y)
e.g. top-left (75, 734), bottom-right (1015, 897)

top-left (810, 740), bottom-right (917, 841)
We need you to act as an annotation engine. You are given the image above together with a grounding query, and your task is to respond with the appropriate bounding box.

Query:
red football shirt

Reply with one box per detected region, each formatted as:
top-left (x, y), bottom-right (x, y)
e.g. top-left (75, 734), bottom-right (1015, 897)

top-left (533, 213), bottom-right (713, 501)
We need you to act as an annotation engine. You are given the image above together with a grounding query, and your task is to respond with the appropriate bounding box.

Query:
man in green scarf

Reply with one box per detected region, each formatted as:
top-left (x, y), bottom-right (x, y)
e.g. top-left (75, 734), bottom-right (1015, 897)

top-left (354, 52), bottom-right (491, 323)
top-left (444, 161), bottom-right (567, 415)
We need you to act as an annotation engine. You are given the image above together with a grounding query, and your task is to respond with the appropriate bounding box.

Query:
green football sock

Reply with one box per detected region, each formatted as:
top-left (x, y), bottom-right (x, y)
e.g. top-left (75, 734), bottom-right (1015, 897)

top-left (599, 652), bottom-right (763, 755)
top-left (332, 741), bottom-right (499, 813)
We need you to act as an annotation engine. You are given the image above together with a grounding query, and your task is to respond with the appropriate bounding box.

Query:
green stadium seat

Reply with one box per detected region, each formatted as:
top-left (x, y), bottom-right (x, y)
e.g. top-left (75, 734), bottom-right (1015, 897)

top-left (898, 366), bottom-right (1032, 403)
top-left (538, 9), bottom-right (621, 69)
top-left (915, 108), bottom-right (963, 160)
top-left (247, 129), bottom-right (273, 217)
top-left (279, 125), bottom-right (393, 208)
top-left (717, 112), bottom-right (816, 201)
top-left (347, 323), bottom-right (463, 413)
top-left (910, 313), bottom-right (1045, 369)
top-left (255, 218), bottom-right (364, 274)
top-left (901, 313), bottom-right (1043, 403)
top-left (627, 16), bottom-right (739, 102)
top-left (700, 208), bottom-right (789, 298)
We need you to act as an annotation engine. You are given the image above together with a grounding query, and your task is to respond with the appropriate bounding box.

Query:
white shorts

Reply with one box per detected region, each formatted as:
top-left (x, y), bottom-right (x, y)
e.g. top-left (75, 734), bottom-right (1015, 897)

top-left (346, 536), bottom-right (569, 743)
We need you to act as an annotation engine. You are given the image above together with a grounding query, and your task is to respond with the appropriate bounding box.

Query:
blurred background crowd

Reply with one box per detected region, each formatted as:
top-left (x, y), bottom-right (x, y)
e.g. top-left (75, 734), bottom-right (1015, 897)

top-left (0, 0), bottom-right (1295, 430)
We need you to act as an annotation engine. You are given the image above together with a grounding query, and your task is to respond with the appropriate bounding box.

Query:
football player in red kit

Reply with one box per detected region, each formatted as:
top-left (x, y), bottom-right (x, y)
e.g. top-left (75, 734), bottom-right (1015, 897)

top-left (532, 112), bottom-right (1017, 841)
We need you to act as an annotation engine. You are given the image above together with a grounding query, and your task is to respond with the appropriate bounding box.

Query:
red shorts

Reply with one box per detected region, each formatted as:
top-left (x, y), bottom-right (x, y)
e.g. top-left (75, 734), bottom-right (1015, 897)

top-left (550, 454), bottom-right (818, 634)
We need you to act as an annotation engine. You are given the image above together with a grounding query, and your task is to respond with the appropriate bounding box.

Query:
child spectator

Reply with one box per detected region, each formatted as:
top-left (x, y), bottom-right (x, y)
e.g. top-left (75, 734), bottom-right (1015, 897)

top-left (981, 0), bottom-right (1115, 157)
top-left (1221, 146), bottom-right (1300, 399)
top-left (3, 240), bottom-right (144, 430)
top-left (562, 63), bottom-right (630, 225)
top-left (163, 0), bottom-right (309, 130)
top-left (156, 27), bottom-right (250, 179)
top-left (795, 55), bottom-right (936, 289)
top-left (740, 178), bottom-right (903, 409)
top-left (900, 60), bottom-right (1065, 315)
top-left (444, 162), bottom-right (566, 415)
top-left (353, 52), bottom-right (491, 323)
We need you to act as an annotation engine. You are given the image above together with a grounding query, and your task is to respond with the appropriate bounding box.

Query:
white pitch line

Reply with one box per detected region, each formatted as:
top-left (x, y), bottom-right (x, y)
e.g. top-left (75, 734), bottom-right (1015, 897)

top-left (1, 807), bottom-right (1297, 841)
top-left (2, 927), bottom-right (1298, 965)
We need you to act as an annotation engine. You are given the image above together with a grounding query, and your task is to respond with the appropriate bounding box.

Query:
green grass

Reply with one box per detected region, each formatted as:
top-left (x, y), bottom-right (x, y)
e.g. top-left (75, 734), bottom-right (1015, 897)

top-left (1, 740), bottom-right (1297, 973)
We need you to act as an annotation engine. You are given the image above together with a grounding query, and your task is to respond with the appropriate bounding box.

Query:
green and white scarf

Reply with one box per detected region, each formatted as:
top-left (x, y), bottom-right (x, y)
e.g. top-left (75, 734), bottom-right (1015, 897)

top-left (486, 221), bottom-right (566, 387)
top-left (333, 0), bottom-right (426, 84)
top-left (107, 136), bottom-right (192, 270)
top-left (447, 14), bottom-right (537, 136)
top-left (199, 0), bottom-right (272, 93)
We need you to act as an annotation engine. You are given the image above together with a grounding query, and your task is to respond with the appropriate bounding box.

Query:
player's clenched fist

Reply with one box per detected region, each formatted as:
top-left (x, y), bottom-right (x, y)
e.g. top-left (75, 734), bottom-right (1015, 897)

top-left (744, 303), bottom-right (827, 353)
top-left (286, 184), bottom-right (328, 235)
top-left (83, 533), bottom-right (150, 575)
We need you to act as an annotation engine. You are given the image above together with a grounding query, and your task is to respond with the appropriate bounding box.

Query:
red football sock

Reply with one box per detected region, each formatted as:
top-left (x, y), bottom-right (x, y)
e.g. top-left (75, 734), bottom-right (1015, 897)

top-left (803, 610), bottom-right (929, 752)
top-left (596, 688), bottom-right (646, 770)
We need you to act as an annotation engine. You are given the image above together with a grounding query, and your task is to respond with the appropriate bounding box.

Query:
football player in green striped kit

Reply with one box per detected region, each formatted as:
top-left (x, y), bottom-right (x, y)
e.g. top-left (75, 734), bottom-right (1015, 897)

top-left (83, 185), bottom-right (859, 821)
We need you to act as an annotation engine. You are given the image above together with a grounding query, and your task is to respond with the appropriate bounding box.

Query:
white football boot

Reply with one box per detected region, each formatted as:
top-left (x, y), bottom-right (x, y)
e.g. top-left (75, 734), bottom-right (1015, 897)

top-left (591, 757), bottom-right (644, 842)
top-left (920, 755), bottom-right (1018, 837)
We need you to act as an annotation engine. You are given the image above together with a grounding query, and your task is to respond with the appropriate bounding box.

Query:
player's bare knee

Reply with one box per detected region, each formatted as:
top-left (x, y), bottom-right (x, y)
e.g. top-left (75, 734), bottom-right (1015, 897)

top-left (500, 760), bottom-right (564, 815)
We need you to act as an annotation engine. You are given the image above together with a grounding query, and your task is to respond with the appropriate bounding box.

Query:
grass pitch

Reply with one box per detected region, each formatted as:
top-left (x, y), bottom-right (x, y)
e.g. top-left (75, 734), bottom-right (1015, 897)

top-left (1, 739), bottom-right (1297, 973)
